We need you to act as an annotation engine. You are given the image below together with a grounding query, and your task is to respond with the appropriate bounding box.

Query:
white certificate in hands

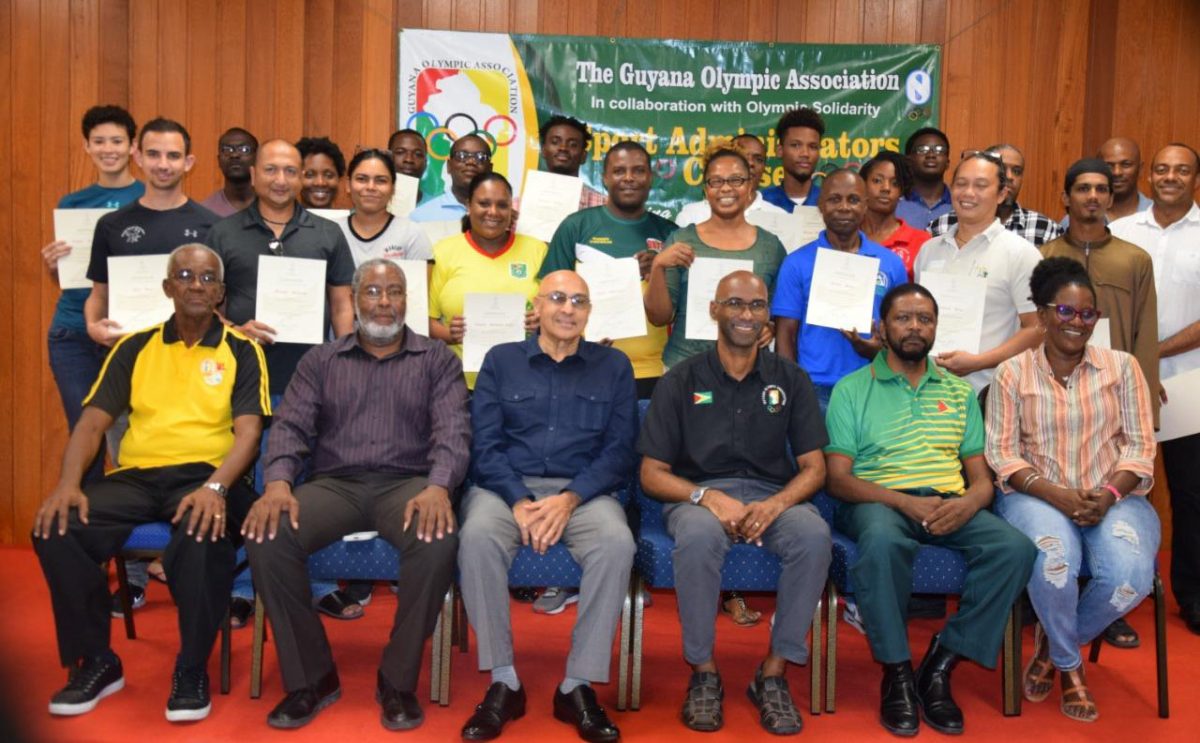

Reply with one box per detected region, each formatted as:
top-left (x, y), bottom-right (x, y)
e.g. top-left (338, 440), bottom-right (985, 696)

top-left (419, 220), bottom-right (462, 247)
top-left (107, 254), bottom-right (174, 332)
top-left (387, 174), bottom-right (421, 218)
top-left (307, 208), bottom-right (351, 224)
top-left (392, 258), bottom-right (429, 337)
top-left (684, 257), bottom-right (754, 340)
top-left (1158, 368), bottom-right (1200, 442)
top-left (747, 206), bottom-right (824, 253)
top-left (255, 255), bottom-right (327, 345)
top-left (54, 208), bottom-right (113, 289)
top-left (804, 249), bottom-right (880, 332)
top-left (1089, 318), bottom-right (1112, 349)
top-left (515, 171), bottom-right (583, 242)
top-left (462, 293), bottom-right (526, 372)
top-left (577, 257), bottom-right (647, 341)
top-left (921, 272), bottom-right (987, 355)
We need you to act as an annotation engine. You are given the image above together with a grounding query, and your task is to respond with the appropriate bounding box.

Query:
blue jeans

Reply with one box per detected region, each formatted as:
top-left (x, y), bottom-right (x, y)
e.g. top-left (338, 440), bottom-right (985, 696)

top-left (47, 326), bottom-right (108, 484)
top-left (996, 490), bottom-right (1160, 670)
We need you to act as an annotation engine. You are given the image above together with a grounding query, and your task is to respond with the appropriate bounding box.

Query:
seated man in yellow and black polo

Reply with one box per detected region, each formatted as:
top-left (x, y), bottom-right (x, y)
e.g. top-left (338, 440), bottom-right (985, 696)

top-left (33, 243), bottom-right (269, 723)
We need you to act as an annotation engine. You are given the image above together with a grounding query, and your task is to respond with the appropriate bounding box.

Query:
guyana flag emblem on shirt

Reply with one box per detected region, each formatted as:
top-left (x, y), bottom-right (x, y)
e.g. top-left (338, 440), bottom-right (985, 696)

top-left (693, 391), bottom-right (713, 405)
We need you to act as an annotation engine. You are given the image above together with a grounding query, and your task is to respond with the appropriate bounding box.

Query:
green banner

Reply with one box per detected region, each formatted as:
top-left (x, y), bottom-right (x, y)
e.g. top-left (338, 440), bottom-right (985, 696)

top-left (399, 30), bottom-right (939, 219)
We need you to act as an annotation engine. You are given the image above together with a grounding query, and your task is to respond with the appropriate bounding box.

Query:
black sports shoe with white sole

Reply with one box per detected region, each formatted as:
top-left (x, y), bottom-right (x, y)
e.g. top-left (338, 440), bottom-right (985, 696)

top-left (165, 664), bottom-right (212, 722)
top-left (48, 654), bottom-right (125, 716)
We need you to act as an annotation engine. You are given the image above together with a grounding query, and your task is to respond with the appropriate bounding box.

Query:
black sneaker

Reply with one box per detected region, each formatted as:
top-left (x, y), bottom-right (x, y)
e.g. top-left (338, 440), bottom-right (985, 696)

top-left (48, 654), bottom-right (125, 716)
top-left (110, 584), bottom-right (146, 618)
top-left (165, 663), bottom-right (211, 722)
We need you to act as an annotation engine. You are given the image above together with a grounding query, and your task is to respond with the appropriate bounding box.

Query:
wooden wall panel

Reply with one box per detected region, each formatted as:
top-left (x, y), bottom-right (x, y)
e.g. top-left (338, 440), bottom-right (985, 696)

top-left (3, 0), bottom-right (1197, 544)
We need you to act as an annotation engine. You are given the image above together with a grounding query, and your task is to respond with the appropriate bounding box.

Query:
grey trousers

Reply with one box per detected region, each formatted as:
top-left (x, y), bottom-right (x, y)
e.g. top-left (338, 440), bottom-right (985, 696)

top-left (458, 477), bottom-right (635, 682)
top-left (245, 473), bottom-right (456, 693)
top-left (664, 477), bottom-right (832, 666)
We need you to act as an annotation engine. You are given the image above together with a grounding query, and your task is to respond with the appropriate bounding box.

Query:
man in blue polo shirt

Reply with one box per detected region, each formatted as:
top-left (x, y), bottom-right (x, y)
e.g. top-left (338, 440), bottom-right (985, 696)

top-left (759, 107), bottom-right (824, 212)
top-left (772, 169), bottom-right (908, 410)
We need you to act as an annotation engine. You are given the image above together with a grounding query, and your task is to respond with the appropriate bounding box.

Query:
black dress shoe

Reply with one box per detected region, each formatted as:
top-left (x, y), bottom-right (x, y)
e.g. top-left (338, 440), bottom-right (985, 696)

top-left (915, 634), bottom-right (963, 735)
top-left (377, 671), bottom-right (423, 730)
top-left (462, 682), bottom-right (526, 740)
top-left (1181, 602), bottom-right (1200, 635)
top-left (553, 685), bottom-right (620, 743)
top-left (266, 669), bottom-right (341, 729)
top-left (879, 662), bottom-right (919, 737)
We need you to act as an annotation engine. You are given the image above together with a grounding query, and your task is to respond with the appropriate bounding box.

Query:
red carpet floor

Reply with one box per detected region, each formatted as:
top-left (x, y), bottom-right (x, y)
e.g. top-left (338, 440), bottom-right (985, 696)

top-left (1, 545), bottom-right (1196, 742)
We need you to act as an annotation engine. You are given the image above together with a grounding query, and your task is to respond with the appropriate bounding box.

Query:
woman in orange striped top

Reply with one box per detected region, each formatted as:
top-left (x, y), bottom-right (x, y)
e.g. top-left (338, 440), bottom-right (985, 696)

top-left (985, 257), bottom-right (1159, 724)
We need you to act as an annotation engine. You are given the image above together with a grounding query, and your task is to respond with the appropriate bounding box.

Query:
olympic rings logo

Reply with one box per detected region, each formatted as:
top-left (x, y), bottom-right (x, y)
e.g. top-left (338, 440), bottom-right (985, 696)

top-left (406, 111), bottom-right (519, 161)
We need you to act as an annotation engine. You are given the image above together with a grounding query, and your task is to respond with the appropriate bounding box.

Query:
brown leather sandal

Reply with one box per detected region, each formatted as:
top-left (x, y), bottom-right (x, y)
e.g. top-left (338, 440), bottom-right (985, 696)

top-left (1059, 666), bottom-right (1098, 722)
top-left (721, 591), bottom-right (762, 627)
top-left (1023, 624), bottom-right (1056, 702)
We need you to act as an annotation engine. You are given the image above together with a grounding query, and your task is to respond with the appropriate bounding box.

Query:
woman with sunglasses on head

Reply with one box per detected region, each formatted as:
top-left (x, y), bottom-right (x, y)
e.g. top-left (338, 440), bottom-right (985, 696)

top-left (985, 256), bottom-right (1159, 723)
top-left (428, 172), bottom-right (545, 388)
top-left (646, 142), bottom-right (786, 370)
top-left (336, 148), bottom-right (432, 267)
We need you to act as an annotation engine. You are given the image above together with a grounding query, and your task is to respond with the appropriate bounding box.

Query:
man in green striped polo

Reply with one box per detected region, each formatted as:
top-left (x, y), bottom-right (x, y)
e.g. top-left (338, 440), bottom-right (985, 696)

top-left (824, 282), bottom-right (1035, 737)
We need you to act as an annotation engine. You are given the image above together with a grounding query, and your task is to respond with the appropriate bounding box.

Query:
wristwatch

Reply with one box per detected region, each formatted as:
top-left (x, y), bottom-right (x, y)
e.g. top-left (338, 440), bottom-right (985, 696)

top-left (204, 482), bottom-right (228, 497)
top-left (689, 486), bottom-right (709, 505)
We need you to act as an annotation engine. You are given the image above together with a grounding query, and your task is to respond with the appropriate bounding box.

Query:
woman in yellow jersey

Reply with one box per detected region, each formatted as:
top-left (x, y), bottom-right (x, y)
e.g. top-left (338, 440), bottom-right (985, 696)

top-left (429, 172), bottom-right (546, 388)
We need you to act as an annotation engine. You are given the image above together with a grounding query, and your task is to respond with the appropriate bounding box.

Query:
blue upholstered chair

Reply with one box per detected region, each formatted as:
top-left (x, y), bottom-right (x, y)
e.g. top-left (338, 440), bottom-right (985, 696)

top-left (114, 522), bottom-right (234, 695)
top-left (620, 400), bottom-right (827, 714)
top-left (812, 490), bottom-right (1023, 716)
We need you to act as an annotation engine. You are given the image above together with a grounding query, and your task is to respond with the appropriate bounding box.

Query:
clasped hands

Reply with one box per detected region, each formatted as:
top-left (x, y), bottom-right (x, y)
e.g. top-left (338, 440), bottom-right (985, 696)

top-left (512, 491), bottom-right (581, 555)
top-left (697, 489), bottom-right (784, 546)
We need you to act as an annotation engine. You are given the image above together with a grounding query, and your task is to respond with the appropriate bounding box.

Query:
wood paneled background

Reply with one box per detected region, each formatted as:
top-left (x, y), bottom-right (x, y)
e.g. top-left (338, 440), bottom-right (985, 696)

top-left (2, 0), bottom-right (1197, 544)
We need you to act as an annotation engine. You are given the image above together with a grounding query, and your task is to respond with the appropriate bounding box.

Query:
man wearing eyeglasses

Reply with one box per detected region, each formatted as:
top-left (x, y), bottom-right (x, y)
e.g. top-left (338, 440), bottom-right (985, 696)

top-left (896, 127), bottom-right (954, 230)
top-left (409, 133), bottom-right (493, 222)
top-left (206, 139), bottom-right (356, 396)
top-left (34, 244), bottom-right (269, 723)
top-left (245, 258), bottom-right (469, 731)
top-left (772, 169), bottom-right (908, 411)
top-left (457, 270), bottom-right (636, 743)
top-left (200, 128), bottom-right (258, 217)
top-left (640, 271), bottom-right (830, 735)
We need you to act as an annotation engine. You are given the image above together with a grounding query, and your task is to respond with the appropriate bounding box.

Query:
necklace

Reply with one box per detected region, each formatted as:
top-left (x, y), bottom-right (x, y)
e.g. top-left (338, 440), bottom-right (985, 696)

top-left (262, 215), bottom-right (290, 226)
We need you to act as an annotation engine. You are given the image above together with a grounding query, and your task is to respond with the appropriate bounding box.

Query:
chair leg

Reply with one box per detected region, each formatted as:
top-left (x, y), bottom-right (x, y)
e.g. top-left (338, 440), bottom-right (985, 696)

top-left (1088, 636), bottom-right (1102, 663)
top-left (114, 557), bottom-right (136, 640)
top-left (810, 588), bottom-right (823, 715)
top-left (438, 586), bottom-right (454, 706)
top-left (1002, 599), bottom-right (1021, 716)
top-left (431, 600), bottom-right (444, 704)
top-left (1154, 573), bottom-right (1169, 718)
top-left (220, 608), bottom-right (232, 695)
top-left (825, 583), bottom-right (838, 713)
top-left (456, 587), bottom-right (469, 653)
top-left (617, 571), bottom-right (635, 711)
top-left (250, 595), bottom-right (266, 699)
top-left (631, 576), bottom-right (646, 710)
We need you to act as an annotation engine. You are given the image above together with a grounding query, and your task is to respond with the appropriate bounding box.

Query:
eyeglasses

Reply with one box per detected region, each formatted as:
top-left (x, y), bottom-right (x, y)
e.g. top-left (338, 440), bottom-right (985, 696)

top-left (170, 268), bottom-right (220, 285)
top-left (361, 285), bottom-right (406, 300)
top-left (1044, 304), bottom-right (1102, 324)
top-left (451, 150), bottom-right (491, 164)
top-left (705, 176), bottom-right (750, 189)
top-left (715, 297), bottom-right (769, 313)
top-left (913, 144), bottom-right (948, 156)
top-left (267, 239), bottom-right (283, 256)
top-left (219, 144), bottom-right (255, 156)
top-left (539, 291), bottom-right (591, 308)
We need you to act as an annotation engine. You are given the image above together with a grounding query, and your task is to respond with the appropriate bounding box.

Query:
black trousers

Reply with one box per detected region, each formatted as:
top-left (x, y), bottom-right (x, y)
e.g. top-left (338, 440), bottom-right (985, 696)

top-left (1164, 431), bottom-right (1200, 607)
top-left (33, 463), bottom-right (253, 669)
top-left (245, 473), bottom-right (456, 693)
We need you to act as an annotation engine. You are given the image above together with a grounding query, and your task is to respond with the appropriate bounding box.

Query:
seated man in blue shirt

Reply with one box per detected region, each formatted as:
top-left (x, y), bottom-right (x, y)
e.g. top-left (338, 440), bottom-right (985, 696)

top-left (459, 270), bottom-right (638, 743)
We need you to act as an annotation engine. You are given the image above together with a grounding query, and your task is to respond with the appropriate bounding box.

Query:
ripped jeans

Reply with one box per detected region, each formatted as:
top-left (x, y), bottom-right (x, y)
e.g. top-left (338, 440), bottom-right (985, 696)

top-left (996, 490), bottom-right (1160, 670)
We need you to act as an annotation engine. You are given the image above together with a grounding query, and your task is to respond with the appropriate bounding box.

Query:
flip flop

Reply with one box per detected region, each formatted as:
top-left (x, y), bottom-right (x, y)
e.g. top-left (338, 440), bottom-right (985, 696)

top-left (316, 590), bottom-right (364, 620)
top-left (721, 592), bottom-right (762, 627)
top-left (1101, 617), bottom-right (1140, 648)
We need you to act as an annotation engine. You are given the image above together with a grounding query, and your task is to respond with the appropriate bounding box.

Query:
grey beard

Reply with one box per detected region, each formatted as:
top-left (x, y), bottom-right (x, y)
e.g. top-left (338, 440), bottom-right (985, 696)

top-left (357, 316), bottom-right (404, 345)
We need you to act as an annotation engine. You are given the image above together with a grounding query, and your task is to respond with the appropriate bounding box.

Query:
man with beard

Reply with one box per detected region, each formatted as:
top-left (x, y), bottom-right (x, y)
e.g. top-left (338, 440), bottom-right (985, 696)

top-left (824, 283), bottom-right (1035, 737)
top-left (244, 258), bottom-right (470, 731)
top-left (772, 169), bottom-right (907, 411)
top-left (540, 141), bottom-right (677, 398)
top-left (675, 134), bottom-right (785, 226)
top-left (639, 271), bottom-right (830, 735)
top-left (760, 107), bottom-right (824, 212)
top-left (539, 115), bottom-right (606, 209)
top-left (409, 134), bottom-right (493, 222)
top-left (200, 128), bottom-right (258, 217)
top-left (458, 270), bottom-right (635, 742)
top-left (896, 127), bottom-right (953, 230)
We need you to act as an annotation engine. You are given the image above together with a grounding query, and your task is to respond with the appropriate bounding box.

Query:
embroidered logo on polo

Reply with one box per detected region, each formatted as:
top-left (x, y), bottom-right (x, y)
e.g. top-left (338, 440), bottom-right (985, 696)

top-left (692, 391), bottom-right (713, 405)
top-left (645, 238), bottom-right (664, 253)
top-left (121, 225), bottom-right (146, 243)
top-left (937, 400), bottom-right (950, 413)
top-left (200, 359), bottom-right (225, 386)
top-left (509, 262), bottom-right (528, 279)
top-left (761, 384), bottom-right (787, 413)
top-left (184, 229), bottom-right (199, 238)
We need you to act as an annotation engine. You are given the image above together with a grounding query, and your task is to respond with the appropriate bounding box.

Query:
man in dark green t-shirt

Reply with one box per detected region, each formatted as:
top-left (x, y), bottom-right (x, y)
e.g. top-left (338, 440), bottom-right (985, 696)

top-left (540, 141), bottom-right (677, 398)
top-left (824, 282), bottom-right (1034, 737)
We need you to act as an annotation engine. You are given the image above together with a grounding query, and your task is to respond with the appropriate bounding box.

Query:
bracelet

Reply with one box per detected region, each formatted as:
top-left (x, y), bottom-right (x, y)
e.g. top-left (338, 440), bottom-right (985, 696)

top-left (1019, 471), bottom-right (1042, 492)
top-left (1102, 484), bottom-right (1124, 502)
